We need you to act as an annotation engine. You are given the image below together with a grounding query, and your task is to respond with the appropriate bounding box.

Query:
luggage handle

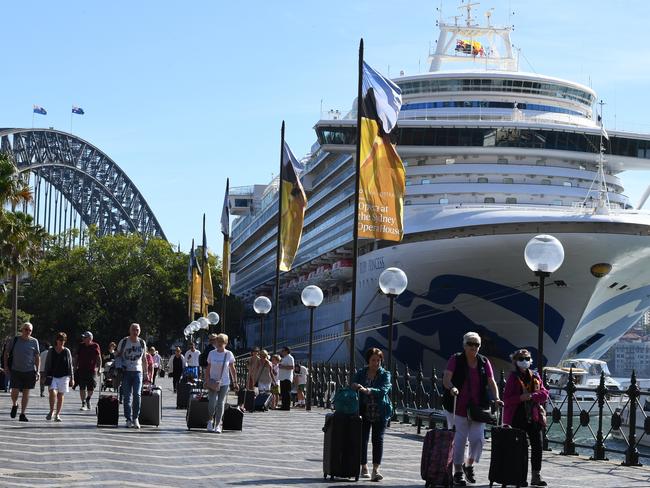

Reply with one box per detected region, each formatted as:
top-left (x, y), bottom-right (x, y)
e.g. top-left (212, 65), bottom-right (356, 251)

top-left (451, 395), bottom-right (457, 431)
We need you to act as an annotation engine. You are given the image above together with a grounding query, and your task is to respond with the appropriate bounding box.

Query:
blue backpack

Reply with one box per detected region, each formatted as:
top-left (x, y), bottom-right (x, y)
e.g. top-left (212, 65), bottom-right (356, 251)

top-left (333, 387), bottom-right (359, 415)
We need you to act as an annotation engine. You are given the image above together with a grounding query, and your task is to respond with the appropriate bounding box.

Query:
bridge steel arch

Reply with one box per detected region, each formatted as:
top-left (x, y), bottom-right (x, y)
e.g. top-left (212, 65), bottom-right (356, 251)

top-left (0, 128), bottom-right (166, 240)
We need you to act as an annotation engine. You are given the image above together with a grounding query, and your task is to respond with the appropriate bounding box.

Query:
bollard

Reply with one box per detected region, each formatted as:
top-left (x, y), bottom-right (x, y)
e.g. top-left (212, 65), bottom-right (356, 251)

top-left (560, 368), bottom-right (577, 456)
top-left (590, 371), bottom-right (608, 461)
top-left (622, 370), bottom-right (642, 467)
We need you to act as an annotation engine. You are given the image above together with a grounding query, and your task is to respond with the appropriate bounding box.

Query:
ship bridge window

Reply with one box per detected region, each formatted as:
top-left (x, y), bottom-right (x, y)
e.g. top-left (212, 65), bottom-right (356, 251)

top-left (552, 200), bottom-right (563, 206)
top-left (541, 179), bottom-right (551, 185)
top-left (484, 197), bottom-right (496, 203)
top-left (405, 181), bottom-right (414, 186)
top-left (439, 198), bottom-right (449, 204)
top-left (477, 177), bottom-right (488, 183)
top-left (503, 178), bottom-right (514, 184)
top-left (506, 197), bottom-right (517, 204)
top-left (497, 158), bottom-right (509, 164)
top-left (563, 181), bottom-right (572, 187)
top-left (422, 179), bottom-right (431, 184)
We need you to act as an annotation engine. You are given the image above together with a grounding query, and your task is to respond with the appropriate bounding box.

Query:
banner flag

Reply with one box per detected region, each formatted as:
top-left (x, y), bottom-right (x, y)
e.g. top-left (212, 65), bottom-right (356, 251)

top-left (357, 61), bottom-right (405, 241)
top-left (279, 141), bottom-right (307, 271)
top-left (221, 178), bottom-right (231, 296)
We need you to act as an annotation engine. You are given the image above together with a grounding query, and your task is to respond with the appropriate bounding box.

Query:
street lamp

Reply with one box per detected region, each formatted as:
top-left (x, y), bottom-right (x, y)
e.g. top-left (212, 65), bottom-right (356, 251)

top-left (379, 267), bottom-right (408, 372)
top-left (524, 234), bottom-right (565, 369)
top-left (301, 285), bottom-right (324, 411)
top-left (189, 320), bottom-right (200, 343)
top-left (207, 311), bottom-right (220, 333)
top-left (253, 296), bottom-right (272, 347)
top-left (198, 317), bottom-right (210, 351)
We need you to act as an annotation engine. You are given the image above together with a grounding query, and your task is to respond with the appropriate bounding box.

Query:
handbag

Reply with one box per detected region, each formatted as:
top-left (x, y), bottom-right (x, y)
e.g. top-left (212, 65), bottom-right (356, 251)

top-left (363, 393), bottom-right (381, 422)
top-left (467, 401), bottom-right (497, 424)
top-left (206, 353), bottom-right (228, 392)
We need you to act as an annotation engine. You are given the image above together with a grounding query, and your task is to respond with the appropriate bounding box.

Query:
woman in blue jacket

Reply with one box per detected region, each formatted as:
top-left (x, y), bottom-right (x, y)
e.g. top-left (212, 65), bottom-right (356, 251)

top-left (351, 347), bottom-right (392, 482)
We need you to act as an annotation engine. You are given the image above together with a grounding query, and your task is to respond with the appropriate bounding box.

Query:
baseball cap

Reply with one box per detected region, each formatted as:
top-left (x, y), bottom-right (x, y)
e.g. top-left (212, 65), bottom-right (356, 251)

top-left (81, 331), bottom-right (93, 340)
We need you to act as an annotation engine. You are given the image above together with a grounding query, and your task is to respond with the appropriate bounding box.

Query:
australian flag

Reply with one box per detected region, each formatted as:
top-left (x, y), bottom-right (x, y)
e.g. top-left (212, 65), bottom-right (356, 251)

top-left (72, 106), bottom-right (85, 115)
top-left (33, 105), bottom-right (47, 115)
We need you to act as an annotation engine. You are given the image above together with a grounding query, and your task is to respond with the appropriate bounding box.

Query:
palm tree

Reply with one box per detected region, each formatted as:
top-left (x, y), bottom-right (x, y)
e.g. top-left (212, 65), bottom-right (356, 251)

top-left (0, 153), bottom-right (45, 334)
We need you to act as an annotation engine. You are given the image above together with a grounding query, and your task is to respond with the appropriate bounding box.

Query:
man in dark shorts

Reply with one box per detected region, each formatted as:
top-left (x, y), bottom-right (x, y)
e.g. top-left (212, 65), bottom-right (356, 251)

top-left (3, 322), bottom-right (40, 422)
top-left (76, 331), bottom-right (102, 411)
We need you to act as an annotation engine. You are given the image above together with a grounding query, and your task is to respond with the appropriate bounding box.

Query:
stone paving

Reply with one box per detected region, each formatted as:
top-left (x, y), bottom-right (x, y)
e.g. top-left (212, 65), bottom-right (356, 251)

top-left (1, 376), bottom-right (650, 487)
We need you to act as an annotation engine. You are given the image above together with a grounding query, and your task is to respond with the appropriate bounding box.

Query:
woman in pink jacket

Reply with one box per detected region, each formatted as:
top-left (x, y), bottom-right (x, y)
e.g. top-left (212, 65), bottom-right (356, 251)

top-left (503, 348), bottom-right (549, 487)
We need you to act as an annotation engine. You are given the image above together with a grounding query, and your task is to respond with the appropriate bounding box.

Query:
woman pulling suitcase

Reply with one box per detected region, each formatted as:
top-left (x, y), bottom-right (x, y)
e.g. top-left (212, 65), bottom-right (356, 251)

top-left (503, 349), bottom-right (549, 487)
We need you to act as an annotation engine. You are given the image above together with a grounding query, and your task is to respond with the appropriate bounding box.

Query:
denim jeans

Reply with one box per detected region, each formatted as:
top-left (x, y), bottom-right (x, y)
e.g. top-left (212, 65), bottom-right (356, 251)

top-left (361, 418), bottom-right (387, 465)
top-left (208, 385), bottom-right (229, 425)
top-left (122, 370), bottom-right (143, 422)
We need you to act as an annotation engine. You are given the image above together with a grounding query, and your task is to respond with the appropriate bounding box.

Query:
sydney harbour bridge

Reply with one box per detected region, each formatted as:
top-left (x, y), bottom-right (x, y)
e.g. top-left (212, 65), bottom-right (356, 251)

top-left (0, 128), bottom-right (166, 243)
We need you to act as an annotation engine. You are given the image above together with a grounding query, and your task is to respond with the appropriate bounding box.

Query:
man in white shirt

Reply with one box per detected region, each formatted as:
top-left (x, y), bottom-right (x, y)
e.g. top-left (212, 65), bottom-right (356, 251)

top-left (278, 347), bottom-right (295, 411)
top-left (184, 343), bottom-right (200, 380)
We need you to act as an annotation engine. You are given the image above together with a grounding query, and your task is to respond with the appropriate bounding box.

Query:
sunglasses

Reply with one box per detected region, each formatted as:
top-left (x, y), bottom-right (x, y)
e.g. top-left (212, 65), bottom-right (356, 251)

top-left (517, 357), bottom-right (532, 361)
top-left (465, 342), bottom-right (481, 347)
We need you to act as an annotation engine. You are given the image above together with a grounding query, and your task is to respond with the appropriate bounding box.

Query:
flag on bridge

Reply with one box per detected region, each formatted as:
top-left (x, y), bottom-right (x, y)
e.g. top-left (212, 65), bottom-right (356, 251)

top-left (33, 105), bottom-right (47, 115)
top-left (357, 61), bottom-right (405, 241)
top-left (72, 106), bottom-right (85, 115)
top-left (221, 178), bottom-right (231, 296)
top-left (278, 140), bottom-right (307, 272)
top-left (188, 239), bottom-right (202, 317)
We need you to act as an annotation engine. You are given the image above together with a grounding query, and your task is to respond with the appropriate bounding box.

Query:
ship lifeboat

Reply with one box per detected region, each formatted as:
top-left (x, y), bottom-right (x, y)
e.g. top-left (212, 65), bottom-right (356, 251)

top-left (307, 270), bottom-right (318, 285)
top-left (297, 274), bottom-right (308, 288)
top-left (331, 259), bottom-right (353, 281)
top-left (315, 264), bottom-right (332, 284)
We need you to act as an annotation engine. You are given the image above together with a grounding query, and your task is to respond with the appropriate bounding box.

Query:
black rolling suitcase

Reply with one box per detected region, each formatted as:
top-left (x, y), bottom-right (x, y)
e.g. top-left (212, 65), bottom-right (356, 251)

top-left (488, 425), bottom-right (528, 487)
top-left (254, 392), bottom-right (272, 412)
top-left (97, 394), bottom-right (119, 427)
top-left (177, 380), bottom-right (196, 409)
top-left (186, 390), bottom-right (211, 430)
top-left (323, 412), bottom-right (362, 481)
top-left (223, 404), bottom-right (244, 431)
top-left (139, 386), bottom-right (162, 426)
top-left (238, 389), bottom-right (256, 412)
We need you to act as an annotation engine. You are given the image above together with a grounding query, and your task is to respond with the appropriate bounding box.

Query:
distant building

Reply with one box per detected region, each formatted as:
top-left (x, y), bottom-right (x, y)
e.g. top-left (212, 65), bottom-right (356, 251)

top-left (609, 331), bottom-right (650, 378)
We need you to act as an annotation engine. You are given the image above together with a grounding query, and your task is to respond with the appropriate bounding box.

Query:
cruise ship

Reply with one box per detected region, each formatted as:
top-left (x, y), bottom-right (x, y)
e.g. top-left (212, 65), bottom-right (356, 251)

top-left (229, 6), bottom-right (650, 372)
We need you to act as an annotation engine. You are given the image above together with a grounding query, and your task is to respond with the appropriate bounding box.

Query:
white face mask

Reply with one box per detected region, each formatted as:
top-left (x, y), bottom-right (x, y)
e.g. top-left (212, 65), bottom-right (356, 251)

top-left (516, 360), bottom-right (531, 369)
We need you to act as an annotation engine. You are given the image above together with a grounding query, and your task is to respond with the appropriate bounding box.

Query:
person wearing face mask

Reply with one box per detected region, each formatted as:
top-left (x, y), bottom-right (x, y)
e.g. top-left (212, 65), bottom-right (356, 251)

top-left (503, 349), bottom-right (549, 487)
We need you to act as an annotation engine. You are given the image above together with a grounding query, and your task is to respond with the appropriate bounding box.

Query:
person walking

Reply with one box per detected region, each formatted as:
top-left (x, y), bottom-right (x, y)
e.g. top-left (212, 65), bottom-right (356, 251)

top-left (351, 347), bottom-right (392, 482)
top-left (168, 346), bottom-right (187, 393)
top-left (278, 347), bottom-right (295, 410)
top-left (150, 348), bottom-right (162, 385)
top-left (442, 332), bottom-right (503, 486)
top-left (503, 348), bottom-right (549, 487)
top-left (205, 333), bottom-right (238, 433)
top-left (3, 322), bottom-right (40, 422)
top-left (76, 331), bottom-right (102, 411)
top-left (44, 332), bottom-right (75, 422)
top-left (116, 323), bottom-right (147, 429)
top-left (144, 348), bottom-right (154, 385)
top-left (184, 342), bottom-right (200, 380)
top-left (270, 354), bottom-right (281, 409)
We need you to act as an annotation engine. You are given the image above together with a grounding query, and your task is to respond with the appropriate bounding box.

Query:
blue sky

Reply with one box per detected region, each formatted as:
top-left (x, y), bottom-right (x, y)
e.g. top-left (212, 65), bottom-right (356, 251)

top-left (2, 1), bottom-right (649, 252)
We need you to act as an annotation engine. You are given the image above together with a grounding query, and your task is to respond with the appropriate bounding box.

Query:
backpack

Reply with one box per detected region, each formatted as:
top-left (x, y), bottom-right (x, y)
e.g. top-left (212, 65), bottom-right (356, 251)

top-left (333, 387), bottom-right (359, 415)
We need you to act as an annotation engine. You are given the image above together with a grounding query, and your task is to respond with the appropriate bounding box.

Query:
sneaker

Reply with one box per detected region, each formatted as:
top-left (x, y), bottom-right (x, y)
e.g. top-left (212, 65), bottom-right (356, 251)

top-left (133, 419), bottom-right (141, 429)
top-left (215, 423), bottom-right (222, 434)
top-left (45, 412), bottom-right (53, 421)
top-left (207, 420), bottom-right (215, 432)
top-left (126, 420), bottom-right (133, 428)
top-left (80, 404), bottom-right (87, 411)
top-left (86, 398), bottom-right (91, 409)
top-left (462, 464), bottom-right (476, 484)
top-left (361, 466), bottom-right (371, 479)
top-left (10, 405), bottom-right (17, 418)
top-left (18, 414), bottom-right (28, 422)
top-left (371, 468), bottom-right (383, 482)
top-left (453, 472), bottom-right (467, 487)
top-left (54, 415), bottom-right (62, 422)
top-left (531, 474), bottom-right (547, 487)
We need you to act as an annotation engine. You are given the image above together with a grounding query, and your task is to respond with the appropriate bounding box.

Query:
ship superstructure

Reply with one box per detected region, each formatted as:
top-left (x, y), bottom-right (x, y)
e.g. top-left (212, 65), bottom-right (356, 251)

top-left (230, 5), bottom-right (650, 370)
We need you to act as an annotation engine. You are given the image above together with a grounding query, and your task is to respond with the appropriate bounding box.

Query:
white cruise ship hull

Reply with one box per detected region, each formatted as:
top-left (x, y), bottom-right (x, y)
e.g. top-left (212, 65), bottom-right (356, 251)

top-left (269, 207), bottom-right (650, 374)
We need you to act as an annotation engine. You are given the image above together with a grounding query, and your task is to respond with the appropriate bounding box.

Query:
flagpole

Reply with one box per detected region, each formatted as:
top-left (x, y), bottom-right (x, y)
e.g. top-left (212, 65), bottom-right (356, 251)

top-left (221, 267), bottom-right (227, 333)
top-left (349, 38), bottom-right (364, 382)
top-left (189, 239), bottom-right (195, 322)
top-left (200, 213), bottom-right (206, 317)
top-left (273, 121), bottom-right (285, 353)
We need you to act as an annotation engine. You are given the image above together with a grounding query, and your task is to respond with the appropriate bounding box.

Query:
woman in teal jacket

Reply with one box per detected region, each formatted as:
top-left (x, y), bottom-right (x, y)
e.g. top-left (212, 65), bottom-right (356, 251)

top-left (351, 347), bottom-right (392, 482)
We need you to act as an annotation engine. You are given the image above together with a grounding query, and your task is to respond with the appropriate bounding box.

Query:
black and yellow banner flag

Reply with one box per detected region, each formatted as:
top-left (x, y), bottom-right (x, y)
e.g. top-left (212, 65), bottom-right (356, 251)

top-left (358, 61), bottom-right (405, 241)
top-left (221, 178), bottom-right (231, 296)
top-left (279, 142), bottom-right (307, 271)
top-left (187, 240), bottom-right (202, 316)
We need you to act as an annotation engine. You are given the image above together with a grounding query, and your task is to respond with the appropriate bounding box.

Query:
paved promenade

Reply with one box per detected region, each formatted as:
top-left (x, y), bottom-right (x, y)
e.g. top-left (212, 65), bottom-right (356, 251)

top-left (1, 377), bottom-right (650, 487)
